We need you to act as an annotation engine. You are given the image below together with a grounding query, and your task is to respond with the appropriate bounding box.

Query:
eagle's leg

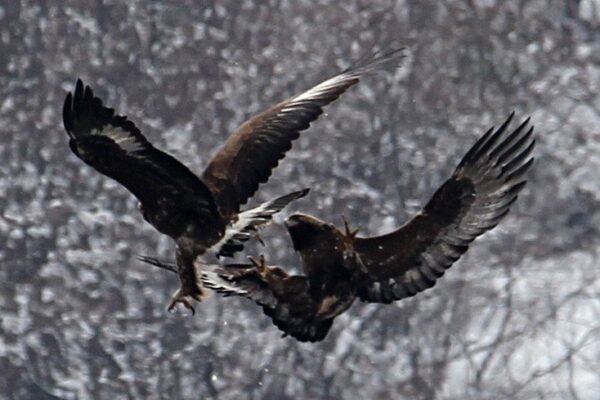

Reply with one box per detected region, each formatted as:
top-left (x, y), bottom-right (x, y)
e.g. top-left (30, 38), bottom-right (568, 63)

top-left (248, 255), bottom-right (288, 287)
top-left (167, 248), bottom-right (209, 315)
top-left (247, 255), bottom-right (294, 297)
top-left (340, 216), bottom-right (368, 275)
top-left (167, 288), bottom-right (197, 315)
top-left (248, 254), bottom-right (270, 280)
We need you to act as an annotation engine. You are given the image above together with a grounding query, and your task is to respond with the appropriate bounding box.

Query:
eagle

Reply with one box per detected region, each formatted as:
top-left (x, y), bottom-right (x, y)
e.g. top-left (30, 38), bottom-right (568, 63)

top-left (62, 47), bottom-right (404, 314)
top-left (199, 113), bottom-right (535, 341)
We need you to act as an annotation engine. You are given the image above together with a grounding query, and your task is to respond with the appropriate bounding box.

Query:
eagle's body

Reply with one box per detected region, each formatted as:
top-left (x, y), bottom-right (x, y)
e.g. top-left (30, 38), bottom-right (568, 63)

top-left (203, 113), bottom-right (535, 341)
top-left (286, 215), bottom-right (357, 317)
top-left (63, 47), bottom-right (404, 312)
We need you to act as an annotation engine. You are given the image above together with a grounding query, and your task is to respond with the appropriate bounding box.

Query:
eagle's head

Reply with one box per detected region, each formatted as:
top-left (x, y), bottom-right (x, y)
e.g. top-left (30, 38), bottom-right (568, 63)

top-left (284, 213), bottom-right (337, 252)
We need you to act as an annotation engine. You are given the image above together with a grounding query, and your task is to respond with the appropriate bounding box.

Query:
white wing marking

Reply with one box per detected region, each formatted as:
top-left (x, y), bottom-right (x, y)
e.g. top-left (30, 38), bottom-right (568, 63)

top-left (199, 263), bottom-right (248, 295)
top-left (288, 74), bottom-right (350, 104)
top-left (207, 200), bottom-right (274, 257)
top-left (91, 125), bottom-right (145, 153)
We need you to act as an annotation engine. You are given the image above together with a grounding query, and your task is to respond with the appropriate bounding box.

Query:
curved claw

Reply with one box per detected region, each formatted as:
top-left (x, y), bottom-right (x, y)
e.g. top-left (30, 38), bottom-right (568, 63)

top-left (341, 215), bottom-right (360, 241)
top-left (248, 254), bottom-right (269, 279)
top-left (248, 254), bottom-right (267, 268)
top-left (255, 233), bottom-right (266, 247)
top-left (167, 290), bottom-right (197, 315)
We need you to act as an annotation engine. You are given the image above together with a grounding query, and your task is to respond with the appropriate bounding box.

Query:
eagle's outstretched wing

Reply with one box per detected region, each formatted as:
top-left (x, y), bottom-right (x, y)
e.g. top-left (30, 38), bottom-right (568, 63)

top-left (201, 261), bottom-right (333, 342)
top-left (201, 47), bottom-right (405, 217)
top-left (63, 79), bottom-right (220, 237)
top-left (353, 113), bottom-right (535, 303)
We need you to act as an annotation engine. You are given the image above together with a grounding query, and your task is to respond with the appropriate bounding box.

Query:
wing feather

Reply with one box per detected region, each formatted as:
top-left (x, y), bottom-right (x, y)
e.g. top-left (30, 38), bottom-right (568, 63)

top-left (63, 79), bottom-right (220, 236)
top-left (201, 47), bottom-right (405, 217)
top-left (201, 262), bottom-right (333, 342)
top-left (209, 188), bottom-right (309, 258)
top-left (354, 113), bottom-right (535, 303)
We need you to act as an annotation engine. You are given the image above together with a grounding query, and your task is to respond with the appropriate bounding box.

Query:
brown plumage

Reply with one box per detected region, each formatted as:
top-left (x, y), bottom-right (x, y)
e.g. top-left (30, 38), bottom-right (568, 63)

top-left (62, 47), bottom-right (404, 313)
top-left (202, 113), bottom-right (535, 341)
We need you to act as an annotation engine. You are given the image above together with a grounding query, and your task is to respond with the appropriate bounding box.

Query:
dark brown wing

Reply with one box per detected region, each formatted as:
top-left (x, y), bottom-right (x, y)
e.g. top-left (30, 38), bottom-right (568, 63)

top-left (63, 79), bottom-right (220, 237)
top-left (201, 48), bottom-right (405, 217)
top-left (201, 263), bottom-right (333, 342)
top-left (353, 113), bottom-right (535, 303)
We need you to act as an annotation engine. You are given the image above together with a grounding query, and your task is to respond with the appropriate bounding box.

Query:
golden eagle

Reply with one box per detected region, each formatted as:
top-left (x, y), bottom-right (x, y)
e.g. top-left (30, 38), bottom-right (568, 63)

top-left (201, 113), bottom-right (535, 341)
top-left (62, 48), bottom-right (404, 314)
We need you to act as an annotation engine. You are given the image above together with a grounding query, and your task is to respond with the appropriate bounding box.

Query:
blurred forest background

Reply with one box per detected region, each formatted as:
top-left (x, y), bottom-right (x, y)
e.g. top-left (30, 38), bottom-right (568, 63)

top-left (1, 1), bottom-right (599, 399)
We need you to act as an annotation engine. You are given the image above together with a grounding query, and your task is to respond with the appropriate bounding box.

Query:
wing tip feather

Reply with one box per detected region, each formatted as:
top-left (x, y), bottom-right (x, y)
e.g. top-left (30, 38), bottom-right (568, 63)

top-left (63, 92), bottom-right (74, 135)
top-left (344, 45), bottom-right (406, 76)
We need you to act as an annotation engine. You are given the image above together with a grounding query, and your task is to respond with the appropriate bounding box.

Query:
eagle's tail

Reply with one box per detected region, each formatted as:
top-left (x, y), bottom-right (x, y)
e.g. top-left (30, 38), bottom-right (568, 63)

top-left (210, 188), bottom-right (310, 258)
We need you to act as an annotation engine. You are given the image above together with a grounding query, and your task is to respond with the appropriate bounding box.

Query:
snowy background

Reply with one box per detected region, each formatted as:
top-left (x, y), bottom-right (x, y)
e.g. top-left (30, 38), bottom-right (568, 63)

top-left (1, 1), bottom-right (600, 399)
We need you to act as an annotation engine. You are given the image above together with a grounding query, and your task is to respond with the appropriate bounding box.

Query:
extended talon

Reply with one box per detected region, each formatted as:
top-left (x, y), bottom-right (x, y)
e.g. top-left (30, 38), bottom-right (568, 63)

top-left (248, 254), bottom-right (267, 268)
top-left (167, 290), bottom-right (196, 315)
top-left (248, 254), bottom-right (269, 278)
top-left (255, 233), bottom-right (266, 247)
top-left (341, 215), bottom-right (360, 240)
